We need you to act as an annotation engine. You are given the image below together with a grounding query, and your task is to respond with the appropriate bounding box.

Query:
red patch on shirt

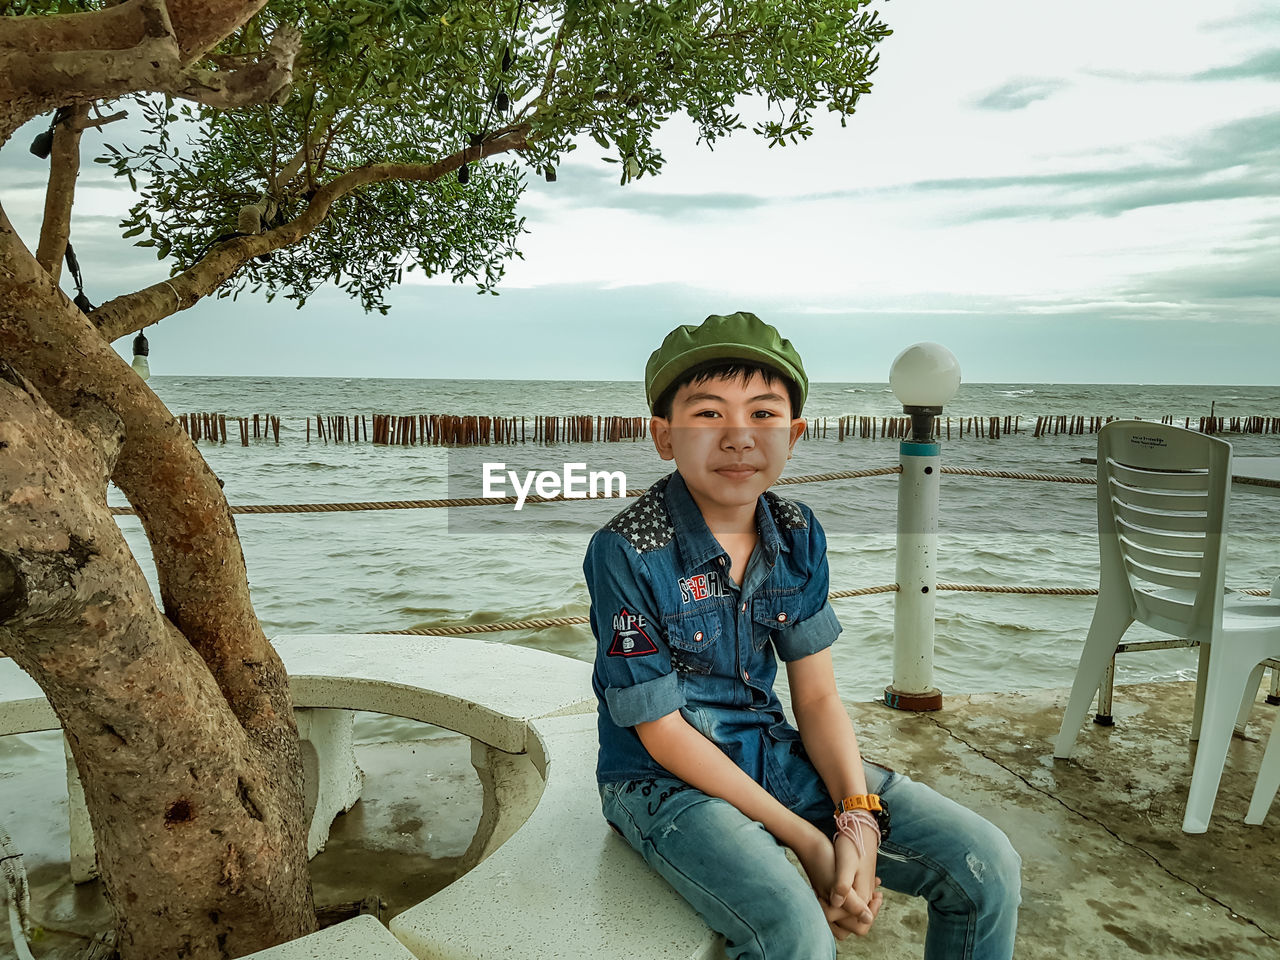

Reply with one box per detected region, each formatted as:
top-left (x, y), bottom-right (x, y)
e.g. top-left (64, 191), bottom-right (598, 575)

top-left (608, 608), bottom-right (658, 657)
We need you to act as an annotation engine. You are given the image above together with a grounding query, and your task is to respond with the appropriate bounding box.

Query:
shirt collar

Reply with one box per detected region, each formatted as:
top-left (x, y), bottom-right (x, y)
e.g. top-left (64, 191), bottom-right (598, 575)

top-left (663, 470), bottom-right (788, 570)
top-left (755, 492), bottom-right (788, 559)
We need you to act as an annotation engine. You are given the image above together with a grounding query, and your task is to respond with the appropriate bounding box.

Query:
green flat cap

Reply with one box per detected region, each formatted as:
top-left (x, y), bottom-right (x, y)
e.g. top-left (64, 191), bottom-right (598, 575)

top-left (645, 311), bottom-right (809, 414)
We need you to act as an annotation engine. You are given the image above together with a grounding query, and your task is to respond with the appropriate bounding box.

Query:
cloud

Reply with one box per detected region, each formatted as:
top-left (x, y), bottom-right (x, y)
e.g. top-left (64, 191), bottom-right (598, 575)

top-left (904, 111), bottom-right (1280, 221)
top-left (1194, 48), bottom-right (1280, 81)
top-left (1124, 242), bottom-right (1280, 303)
top-left (1205, 4), bottom-right (1280, 33)
top-left (525, 160), bottom-right (769, 218)
top-left (973, 78), bottom-right (1068, 111)
top-left (530, 105), bottom-right (1280, 229)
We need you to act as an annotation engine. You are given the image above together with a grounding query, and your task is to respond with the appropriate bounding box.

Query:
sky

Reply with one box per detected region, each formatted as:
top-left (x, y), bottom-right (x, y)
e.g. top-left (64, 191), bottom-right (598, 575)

top-left (3, 0), bottom-right (1279, 383)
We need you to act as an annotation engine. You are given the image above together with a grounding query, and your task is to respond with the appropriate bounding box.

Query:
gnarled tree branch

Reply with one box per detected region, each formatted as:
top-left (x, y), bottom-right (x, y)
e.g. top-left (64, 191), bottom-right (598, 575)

top-left (1, 1), bottom-right (290, 142)
top-left (35, 104), bottom-right (90, 281)
top-left (93, 123), bottom-right (533, 341)
top-left (172, 23), bottom-right (301, 108)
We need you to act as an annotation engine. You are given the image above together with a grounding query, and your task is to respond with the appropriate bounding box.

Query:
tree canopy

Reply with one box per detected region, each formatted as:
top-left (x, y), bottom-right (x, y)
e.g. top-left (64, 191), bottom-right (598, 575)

top-left (10, 0), bottom-right (890, 318)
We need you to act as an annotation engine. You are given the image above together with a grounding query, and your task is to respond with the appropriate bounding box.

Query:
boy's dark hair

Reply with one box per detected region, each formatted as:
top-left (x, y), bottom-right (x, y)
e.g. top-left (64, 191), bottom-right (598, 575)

top-left (652, 359), bottom-right (802, 421)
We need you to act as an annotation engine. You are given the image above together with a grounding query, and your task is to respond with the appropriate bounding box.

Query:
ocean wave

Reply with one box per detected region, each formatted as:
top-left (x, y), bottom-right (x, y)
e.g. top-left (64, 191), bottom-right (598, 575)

top-left (997, 389), bottom-right (1036, 397)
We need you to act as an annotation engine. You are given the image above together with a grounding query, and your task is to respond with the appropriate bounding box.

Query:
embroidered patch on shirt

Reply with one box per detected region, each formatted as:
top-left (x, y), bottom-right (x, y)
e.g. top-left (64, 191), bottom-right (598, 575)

top-left (608, 608), bottom-right (659, 657)
top-left (678, 570), bottom-right (729, 603)
top-left (603, 476), bottom-right (674, 553)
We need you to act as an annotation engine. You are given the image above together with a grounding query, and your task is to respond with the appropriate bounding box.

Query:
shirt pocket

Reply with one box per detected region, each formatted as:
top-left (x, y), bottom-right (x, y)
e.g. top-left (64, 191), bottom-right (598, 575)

top-left (662, 611), bottom-right (721, 676)
top-left (750, 590), bottom-right (802, 652)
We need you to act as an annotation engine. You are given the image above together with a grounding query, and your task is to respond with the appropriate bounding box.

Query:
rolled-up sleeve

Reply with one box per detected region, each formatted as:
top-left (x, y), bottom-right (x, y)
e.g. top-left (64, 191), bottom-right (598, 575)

top-left (774, 600), bottom-right (841, 661)
top-left (773, 510), bottom-right (844, 662)
top-left (584, 530), bottom-right (686, 727)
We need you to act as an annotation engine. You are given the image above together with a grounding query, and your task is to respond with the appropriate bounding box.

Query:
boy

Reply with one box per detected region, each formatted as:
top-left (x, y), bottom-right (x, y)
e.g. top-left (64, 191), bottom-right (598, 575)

top-left (584, 312), bottom-right (1021, 960)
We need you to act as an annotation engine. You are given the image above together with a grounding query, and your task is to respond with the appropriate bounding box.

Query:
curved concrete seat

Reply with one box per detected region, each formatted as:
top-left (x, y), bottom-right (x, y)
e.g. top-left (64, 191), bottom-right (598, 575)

top-left (390, 711), bottom-right (722, 960)
top-left (242, 914), bottom-right (418, 959)
top-left (273, 634), bottom-right (595, 753)
top-left (273, 634), bottom-right (599, 870)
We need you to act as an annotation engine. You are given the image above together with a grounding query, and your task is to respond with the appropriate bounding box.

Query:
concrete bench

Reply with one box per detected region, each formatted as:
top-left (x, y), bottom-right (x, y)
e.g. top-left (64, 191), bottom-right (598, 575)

top-left (2, 635), bottom-right (721, 959)
top-left (390, 711), bottom-right (723, 960)
top-left (242, 915), bottom-right (418, 959)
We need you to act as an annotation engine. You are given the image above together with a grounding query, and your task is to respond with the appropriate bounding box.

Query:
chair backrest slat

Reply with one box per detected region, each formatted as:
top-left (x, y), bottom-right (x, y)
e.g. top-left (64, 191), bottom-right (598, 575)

top-left (1113, 521), bottom-right (1205, 555)
top-left (1108, 478), bottom-right (1209, 512)
top-left (1118, 534), bottom-right (1206, 573)
top-left (1109, 460), bottom-right (1211, 490)
top-left (1123, 556), bottom-right (1202, 591)
top-left (1112, 498), bottom-right (1212, 535)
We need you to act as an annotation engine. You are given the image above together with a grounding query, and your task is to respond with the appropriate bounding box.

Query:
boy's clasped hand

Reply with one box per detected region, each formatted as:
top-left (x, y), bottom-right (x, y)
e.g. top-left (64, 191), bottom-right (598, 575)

top-left (800, 828), bottom-right (883, 939)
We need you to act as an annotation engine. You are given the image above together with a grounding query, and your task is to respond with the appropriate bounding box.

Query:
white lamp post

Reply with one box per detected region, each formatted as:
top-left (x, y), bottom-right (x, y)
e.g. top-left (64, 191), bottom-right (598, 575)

top-left (885, 342), bottom-right (961, 711)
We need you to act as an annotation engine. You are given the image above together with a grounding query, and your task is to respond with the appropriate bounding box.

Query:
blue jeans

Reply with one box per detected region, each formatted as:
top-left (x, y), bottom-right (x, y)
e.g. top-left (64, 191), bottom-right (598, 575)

top-left (600, 742), bottom-right (1020, 960)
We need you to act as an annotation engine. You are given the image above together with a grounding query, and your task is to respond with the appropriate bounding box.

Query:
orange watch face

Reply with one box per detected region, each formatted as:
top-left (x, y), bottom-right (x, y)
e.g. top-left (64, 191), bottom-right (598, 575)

top-left (836, 794), bottom-right (883, 814)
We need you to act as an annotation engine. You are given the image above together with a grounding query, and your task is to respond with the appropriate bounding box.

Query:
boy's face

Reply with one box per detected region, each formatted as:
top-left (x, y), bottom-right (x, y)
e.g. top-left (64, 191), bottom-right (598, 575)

top-left (650, 370), bottom-right (806, 522)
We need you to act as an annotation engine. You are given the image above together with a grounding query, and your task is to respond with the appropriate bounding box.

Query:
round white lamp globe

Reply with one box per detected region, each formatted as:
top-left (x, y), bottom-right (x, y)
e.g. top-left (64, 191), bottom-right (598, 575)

top-left (890, 342), bottom-right (961, 410)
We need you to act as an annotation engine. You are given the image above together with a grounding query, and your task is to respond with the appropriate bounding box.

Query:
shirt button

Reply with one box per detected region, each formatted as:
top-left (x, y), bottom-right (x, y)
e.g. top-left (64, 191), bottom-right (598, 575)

top-left (741, 602), bottom-right (747, 613)
top-left (742, 670), bottom-right (750, 681)
top-left (718, 557), bottom-right (725, 566)
top-left (694, 631), bottom-right (703, 641)
top-left (776, 613), bottom-right (788, 622)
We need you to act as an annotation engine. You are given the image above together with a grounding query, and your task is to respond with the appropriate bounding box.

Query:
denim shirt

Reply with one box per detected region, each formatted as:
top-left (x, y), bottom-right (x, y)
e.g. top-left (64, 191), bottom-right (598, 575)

top-left (585, 470), bottom-right (842, 786)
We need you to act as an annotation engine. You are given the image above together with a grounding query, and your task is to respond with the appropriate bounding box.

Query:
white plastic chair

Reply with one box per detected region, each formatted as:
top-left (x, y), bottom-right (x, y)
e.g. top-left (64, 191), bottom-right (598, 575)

top-left (1053, 420), bottom-right (1280, 832)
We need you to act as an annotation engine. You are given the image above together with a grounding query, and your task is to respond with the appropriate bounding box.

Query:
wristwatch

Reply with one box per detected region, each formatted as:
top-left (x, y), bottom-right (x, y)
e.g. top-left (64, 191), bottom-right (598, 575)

top-left (834, 794), bottom-right (891, 841)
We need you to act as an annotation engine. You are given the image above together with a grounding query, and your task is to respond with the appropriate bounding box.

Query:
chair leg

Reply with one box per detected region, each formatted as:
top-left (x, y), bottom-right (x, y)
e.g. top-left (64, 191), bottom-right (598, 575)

top-left (1054, 598), bottom-right (1132, 759)
top-left (1182, 654), bottom-right (1254, 833)
top-left (1234, 663), bottom-right (1266, 735)
top-left (1190, 642), bottom-right (1212, 742)
top-left (1093, 657), bottom-right (1116, 726)
top-left (1245, 715), bottom-right (1280, 825)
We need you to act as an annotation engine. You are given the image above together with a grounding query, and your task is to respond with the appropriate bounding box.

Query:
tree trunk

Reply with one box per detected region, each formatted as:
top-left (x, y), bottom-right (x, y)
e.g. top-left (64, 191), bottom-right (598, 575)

top-left (0, 202), bottom-right (315, 957)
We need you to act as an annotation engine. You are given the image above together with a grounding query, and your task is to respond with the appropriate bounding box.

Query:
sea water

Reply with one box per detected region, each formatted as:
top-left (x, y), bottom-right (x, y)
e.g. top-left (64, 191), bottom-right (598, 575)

top-left (104, 377), bottom-right (1280, 703)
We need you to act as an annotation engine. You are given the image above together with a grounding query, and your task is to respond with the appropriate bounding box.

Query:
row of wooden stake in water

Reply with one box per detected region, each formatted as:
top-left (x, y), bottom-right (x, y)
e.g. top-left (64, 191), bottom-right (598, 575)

top-left (180, 413), bottom-right (281, 445)
top-left (175, 412), bottom-right (1280, 446)
top-left (305, 414), bottom-right (650, 445)
top-left (1033, 414), bottom-right (1280, 437)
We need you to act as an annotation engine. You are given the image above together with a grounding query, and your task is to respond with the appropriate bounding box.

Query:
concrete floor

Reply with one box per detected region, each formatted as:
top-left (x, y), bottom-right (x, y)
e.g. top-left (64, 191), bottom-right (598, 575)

top-left (841, 682), bottom-right (1278, 959)
top-left (3, 682), bottom-right (1277, 959)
